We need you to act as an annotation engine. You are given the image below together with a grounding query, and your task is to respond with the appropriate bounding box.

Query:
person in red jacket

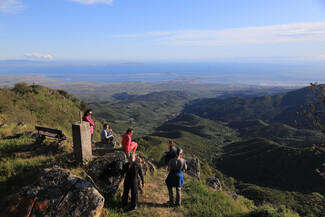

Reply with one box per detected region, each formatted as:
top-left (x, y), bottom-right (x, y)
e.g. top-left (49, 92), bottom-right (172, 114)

top-left (83, 109), bottom-right (95, 143)
top-left (122, 128), bottom-right (138, 156)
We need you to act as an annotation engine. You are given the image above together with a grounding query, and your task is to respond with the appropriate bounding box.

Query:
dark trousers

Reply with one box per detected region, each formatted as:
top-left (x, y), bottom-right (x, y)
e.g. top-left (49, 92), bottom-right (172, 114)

top-left (168, 186), bottom-right (181, 204)
top-left (122, 181), bottom-right (138, 207)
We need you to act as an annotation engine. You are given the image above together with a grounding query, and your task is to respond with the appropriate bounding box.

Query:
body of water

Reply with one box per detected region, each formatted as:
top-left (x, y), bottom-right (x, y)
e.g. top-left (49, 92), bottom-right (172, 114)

top-left (0, 61), bottom-right (324, 86)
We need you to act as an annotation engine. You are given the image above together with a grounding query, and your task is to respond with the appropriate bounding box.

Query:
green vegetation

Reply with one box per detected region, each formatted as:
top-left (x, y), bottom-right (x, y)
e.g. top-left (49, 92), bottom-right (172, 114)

top-left (182, 180), bottom-right (252, 217)
top-left (0, 83), bottom-right (80, 135)
top-left (182, 87), bottom-right (314, 127)
top-left (228, 120), bottom-right (324, 147)
top-left (90, 91), bottom-right (192, 136)
top-left (1, 83), bottom-right (325, 216)
top-left (238, 183), bottom-right (324, 217)
top-left (217, 138), bottom-right (325, 193)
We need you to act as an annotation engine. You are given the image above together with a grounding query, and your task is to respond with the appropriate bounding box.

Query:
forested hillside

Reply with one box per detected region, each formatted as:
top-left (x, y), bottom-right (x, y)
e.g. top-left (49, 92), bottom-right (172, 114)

top-left (182, 87), bottom-right (314, 127)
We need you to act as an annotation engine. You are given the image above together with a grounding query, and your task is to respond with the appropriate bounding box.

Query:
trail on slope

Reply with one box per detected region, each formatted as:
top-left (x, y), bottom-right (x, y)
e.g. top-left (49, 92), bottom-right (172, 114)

top-left (124, 168), bottom-right (186, 217)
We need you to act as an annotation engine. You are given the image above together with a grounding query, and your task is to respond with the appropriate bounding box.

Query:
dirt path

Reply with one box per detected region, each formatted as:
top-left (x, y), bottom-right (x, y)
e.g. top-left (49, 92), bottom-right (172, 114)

top-left (135, 168), bottom-right (186, 217)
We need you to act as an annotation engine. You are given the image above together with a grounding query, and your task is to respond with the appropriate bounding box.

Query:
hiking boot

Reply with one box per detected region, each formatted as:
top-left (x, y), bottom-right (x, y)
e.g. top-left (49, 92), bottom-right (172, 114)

top-left (175, 202), bottom-right (181, 207)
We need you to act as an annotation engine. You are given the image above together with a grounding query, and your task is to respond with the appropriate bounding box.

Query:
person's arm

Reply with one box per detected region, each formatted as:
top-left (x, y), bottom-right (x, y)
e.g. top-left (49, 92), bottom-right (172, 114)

top-left (184, 160), bottom-right (188, 170)
top-left (85, 116), bottom-right (94, 126)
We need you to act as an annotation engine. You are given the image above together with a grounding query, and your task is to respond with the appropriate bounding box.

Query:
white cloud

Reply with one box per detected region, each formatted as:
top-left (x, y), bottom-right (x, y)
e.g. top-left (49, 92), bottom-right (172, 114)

top-left (0, 0), bottom-right (24, 13)
top-left (70, 0), bottom-right (113, 5)
top-left (25, 53), bottom-right (53, 60)
top-left (114, 22), bottom-right (325, 46)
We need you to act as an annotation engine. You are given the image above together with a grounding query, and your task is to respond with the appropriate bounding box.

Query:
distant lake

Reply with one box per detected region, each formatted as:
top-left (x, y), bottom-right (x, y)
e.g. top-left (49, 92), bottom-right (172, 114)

top-left (0, 61), bottom-right (324, 86)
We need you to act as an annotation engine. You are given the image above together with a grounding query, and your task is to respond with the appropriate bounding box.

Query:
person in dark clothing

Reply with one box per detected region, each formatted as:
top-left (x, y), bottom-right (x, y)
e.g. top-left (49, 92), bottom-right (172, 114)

top-left (122, 154), bottom-right (145, 211)
top-left (164, 140), bottom-right (177, 166)
top-left (165, 148), bottom-right (187, 206)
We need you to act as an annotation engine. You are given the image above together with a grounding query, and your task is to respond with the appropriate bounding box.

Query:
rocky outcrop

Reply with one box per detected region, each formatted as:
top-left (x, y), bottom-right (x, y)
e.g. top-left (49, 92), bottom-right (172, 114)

top-left (206, 177), bottom-right (222, 191)
top-left (88, 151), bottom-right (156, 195)
top-left (0, 166), bottom-right (104, 217)
top-left (184, 156), bottom-right (200, 180)
top-left (88, 151), bottom-right (127, 194)
top-left (135, 154), bottom-right (156, 175)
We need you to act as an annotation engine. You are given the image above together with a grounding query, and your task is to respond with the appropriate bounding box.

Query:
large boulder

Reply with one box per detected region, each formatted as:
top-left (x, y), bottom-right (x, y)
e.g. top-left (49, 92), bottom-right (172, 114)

top-left (0, 166), bottom-right (104, 217)
top-left (184, 156), bottom-right (200, 180)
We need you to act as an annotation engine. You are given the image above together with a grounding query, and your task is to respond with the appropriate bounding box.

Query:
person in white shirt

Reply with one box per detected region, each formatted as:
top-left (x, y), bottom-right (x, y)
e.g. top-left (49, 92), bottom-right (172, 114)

top-left (101, 123), bottom-right (114, 143)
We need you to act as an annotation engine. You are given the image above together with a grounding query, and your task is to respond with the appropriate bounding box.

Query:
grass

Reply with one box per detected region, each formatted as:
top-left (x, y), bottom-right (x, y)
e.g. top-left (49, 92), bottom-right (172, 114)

top-left (0, 155), bottom-right (54, 199)
top-left (0, 134), bottom-right (33, 156)
top-left (182, 180), bottom-right (253, 217)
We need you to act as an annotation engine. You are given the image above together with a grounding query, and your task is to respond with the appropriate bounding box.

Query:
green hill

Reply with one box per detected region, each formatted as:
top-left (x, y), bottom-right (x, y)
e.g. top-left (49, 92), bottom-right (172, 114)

top-left (216, 138), bottom-right (325, 193)
top-left (182, 86), bottom-right (314, 127)
top-left (0, 83), bottom-right (83, 135)
top-left (228, 120), bottom-right (324, 147)
top-left (89, 91), bottom-right (192, 135)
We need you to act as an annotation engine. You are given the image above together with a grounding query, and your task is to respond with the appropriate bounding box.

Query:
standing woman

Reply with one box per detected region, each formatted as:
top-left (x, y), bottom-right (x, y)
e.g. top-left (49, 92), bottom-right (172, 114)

top-left (165, 148), bottom-right (187, 206)
top-left (83, 109), bottom-right (95, 143)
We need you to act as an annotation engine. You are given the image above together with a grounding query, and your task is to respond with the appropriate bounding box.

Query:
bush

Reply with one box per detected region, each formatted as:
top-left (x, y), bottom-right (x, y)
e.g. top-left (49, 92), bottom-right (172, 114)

top-left (13, 82), bottom-right (31, 94)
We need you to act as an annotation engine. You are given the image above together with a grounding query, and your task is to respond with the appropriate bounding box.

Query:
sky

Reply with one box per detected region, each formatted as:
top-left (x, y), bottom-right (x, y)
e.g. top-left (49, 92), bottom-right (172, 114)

top-left (1, 0), bottom-right (325, 61)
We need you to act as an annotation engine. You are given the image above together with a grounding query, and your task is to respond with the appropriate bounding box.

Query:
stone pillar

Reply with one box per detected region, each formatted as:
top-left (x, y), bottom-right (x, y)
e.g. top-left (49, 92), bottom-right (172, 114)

top-left (72, 121), bottom-right (92, 164)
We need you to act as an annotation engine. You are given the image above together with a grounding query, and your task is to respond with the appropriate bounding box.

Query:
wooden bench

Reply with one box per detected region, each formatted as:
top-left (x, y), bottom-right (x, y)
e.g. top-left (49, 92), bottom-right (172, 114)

top-left (35, 126), bottom-right (67, 144)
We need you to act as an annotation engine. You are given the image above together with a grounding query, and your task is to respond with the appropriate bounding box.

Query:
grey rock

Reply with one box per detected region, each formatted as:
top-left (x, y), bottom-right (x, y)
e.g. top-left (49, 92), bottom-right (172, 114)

top-left (184, 156), bottom-right (200, 180)
top-left (206, 177), bottom-right (223, 191)
top-left (0, 165), bottom-right (104, 217)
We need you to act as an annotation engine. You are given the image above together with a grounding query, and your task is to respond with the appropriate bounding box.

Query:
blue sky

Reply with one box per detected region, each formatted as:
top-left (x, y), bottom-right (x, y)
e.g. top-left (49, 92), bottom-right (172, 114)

top-left (1, 0), bottom-right (325, 61)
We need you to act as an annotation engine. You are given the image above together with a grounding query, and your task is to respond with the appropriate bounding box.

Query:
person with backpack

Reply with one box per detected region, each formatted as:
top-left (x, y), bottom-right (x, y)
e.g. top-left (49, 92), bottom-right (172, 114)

top-left (99, 160), bottom-right (124, 185)
top-left (165, 148), bottom-right (187, 206)
top-left (122, 154), bottom-right (145, 211)
top-left (122, 128), bottom-right (138, 156)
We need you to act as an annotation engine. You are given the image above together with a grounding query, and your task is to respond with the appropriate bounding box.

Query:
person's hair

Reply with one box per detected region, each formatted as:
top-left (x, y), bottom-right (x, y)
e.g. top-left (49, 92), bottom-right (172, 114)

top-left (103, 123), bottom-right (109, 129)
top-left (126, 128), bottom-right (133, 134)
top-left (168, 140), bottom-right (175, 146)
top-left (177, 148), bottom-right (183, 156)
top-left (83, 109), bottom-right (93, 117)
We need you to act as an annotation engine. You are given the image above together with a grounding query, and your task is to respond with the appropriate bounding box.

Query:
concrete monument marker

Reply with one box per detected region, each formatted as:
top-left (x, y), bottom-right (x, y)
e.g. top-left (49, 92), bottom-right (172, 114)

top-left (72, 121), bottom-right (92, 164)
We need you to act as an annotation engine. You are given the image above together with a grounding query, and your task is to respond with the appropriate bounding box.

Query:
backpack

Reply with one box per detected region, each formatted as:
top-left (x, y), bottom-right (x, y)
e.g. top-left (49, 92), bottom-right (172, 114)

top-left (100, 160), bottom-right (124, 184)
